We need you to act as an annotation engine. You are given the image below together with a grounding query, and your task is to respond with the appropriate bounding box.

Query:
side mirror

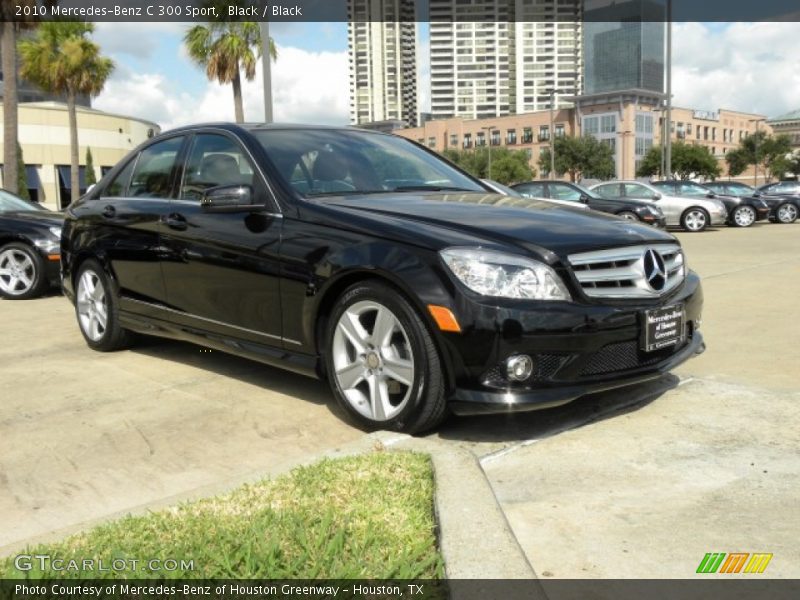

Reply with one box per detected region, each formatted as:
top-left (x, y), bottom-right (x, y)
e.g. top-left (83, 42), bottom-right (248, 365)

top-left (579, 193), bottom-right (589, 204)
top-left (201, 185), bottom-right (257, 213)
top-left (652, 193), bottom-right (662, 200)
top-left (706, 192), bottom-right (717, 198)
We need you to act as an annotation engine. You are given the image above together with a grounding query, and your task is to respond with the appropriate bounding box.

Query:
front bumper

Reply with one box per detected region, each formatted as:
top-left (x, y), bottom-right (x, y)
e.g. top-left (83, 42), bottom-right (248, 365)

top-left (709, 211), bottom-right (728, 226)
top-left (440, 273), bottom-right (704, 416)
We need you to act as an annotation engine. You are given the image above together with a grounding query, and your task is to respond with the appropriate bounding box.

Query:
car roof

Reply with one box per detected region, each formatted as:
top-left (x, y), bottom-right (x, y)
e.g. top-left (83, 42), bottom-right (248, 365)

top-left (162, 122), bottom-right (385, 136)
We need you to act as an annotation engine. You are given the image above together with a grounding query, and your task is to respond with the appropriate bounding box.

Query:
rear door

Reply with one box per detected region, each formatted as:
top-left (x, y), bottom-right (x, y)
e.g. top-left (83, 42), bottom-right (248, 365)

top-left (159, 131), bottom-right (284, 347)
top-left (87, 135), bottom-right (187, 305)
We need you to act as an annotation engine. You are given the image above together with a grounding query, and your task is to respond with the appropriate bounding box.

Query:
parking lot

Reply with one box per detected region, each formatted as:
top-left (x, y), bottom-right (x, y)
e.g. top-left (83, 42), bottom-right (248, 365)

top-left (1, 222), bottom-right (798, 576)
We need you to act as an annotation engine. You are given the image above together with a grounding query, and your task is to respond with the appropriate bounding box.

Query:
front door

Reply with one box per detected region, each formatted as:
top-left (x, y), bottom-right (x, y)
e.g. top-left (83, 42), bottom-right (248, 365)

top-left (159, 131), bottom-right (284, 347)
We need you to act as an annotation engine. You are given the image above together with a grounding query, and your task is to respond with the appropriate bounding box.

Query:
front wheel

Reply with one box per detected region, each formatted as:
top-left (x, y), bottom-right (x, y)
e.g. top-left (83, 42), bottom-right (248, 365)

top-left (325, 281), bottom-right (447, 434)
top-left (681, 208), bottom-right (709, 232)
top-left (776, 203), bottom-right (798, 224)
top-left (0, 243), bottom-right (49, 300)
top-left (617, 211), bottom-right (639, 221)
top-left (731, 205), bottom-right (756, 227)
top-left (74, 260), bottom-right (131, 351)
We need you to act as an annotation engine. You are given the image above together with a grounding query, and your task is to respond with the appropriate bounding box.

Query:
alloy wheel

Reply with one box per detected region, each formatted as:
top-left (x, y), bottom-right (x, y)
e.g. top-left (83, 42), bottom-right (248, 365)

top-left (777, 204), bottom-right (798, 223)
top-left (331, 300), bottom-right (415, 422)
top-left (0, 248), bottom-right (36, 296)
top-left (733, 206), bottom-right (756, 227)
top-left (684, 210), bottom-right (707, 231)
top-left (76, 269), bottom-right (109, 342)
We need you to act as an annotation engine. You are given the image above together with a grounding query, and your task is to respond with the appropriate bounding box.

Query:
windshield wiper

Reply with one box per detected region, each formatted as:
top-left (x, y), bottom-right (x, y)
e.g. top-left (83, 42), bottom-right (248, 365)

top-left (392, 185), bottom-right (475, 192)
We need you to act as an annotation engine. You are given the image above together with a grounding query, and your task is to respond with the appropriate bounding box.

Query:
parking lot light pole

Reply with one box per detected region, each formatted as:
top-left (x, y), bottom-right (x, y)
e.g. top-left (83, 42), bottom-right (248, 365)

top-left (261, 20), bottom-right (273, 123)
top-left (547, 89), bottom-right (562, 180)
top-left (665, 0), bottom-right (673, 179)
top-left (748, 118), bottom-right (765, 186)
top-left (481, 126), bottom-right (494, 179)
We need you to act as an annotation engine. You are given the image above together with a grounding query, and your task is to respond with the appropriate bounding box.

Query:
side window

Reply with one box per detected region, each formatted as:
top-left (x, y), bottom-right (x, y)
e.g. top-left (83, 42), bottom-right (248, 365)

top-left (595, 184), bottom-right (619, 199)
top-left (103, 157), bottom-right (137, 198)
top-left (129, 136), bottom-right (185, 198)
top-left (548, 183), bottom-right (582, 201)
top-left (625, 183), bottom-right (657, 199)
top-left (180, 133), bottom-right (257, 201)
top-left (515, 183), bottom-right (546, 198)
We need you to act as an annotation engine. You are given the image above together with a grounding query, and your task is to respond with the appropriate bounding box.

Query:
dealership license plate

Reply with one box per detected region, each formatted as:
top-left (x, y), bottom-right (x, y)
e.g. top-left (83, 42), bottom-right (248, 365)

top-left (642, 304), bottom-right (686, 352)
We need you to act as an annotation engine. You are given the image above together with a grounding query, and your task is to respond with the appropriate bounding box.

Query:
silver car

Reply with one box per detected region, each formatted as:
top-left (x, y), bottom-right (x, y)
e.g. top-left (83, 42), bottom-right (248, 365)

top-left (590, 180), bottom-right (727, 232)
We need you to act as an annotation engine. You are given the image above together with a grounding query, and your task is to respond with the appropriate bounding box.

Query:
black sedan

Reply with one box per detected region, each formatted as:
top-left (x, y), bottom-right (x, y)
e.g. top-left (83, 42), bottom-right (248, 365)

top-left (651, 180), bottom-right (769, 228)
top-left (755, 181), bottom-right (800, 224)
top-left (511, 180), bottom-right (667, 227)
top-left (61, 124), bottom-right (704, 433)
top-left (0, 190), bottom-right (62, 299)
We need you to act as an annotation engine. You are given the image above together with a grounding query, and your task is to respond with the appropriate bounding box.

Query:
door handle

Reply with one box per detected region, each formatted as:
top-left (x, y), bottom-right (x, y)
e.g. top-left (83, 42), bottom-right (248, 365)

top-left (102, 205), bottom-right (116, 218)
top-left (163, 213), bottom-right (188, 231)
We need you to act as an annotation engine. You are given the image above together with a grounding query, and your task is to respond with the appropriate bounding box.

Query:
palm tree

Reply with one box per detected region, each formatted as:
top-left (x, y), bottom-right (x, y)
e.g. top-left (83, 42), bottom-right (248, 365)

top-left (184, 22), bottom-right (276, 123)
top-left (19, 22), bottom-right (114, 204)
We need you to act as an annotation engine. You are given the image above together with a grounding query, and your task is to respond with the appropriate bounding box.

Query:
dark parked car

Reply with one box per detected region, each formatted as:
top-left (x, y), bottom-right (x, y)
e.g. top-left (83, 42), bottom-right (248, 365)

top-left (512, 180), bottom-right (666, 227)
top-left (755, 181), bottom-right (800, 224)
top-left (651, 180), bottom-right (769, 228)
top-left (62, 124), bottom-right (705, 433)
top-left (0, 189), bottom-right (62, 299)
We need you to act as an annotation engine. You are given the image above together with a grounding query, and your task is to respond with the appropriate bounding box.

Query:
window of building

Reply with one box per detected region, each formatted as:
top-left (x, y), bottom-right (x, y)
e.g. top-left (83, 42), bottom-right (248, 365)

top-left (477, 132), bottom-right (486, 147)
top-left (428, 137), bottom-right (437, 148)
top-left (555, 124), bottom-right (565, 137)
top-left (449, 134), bottom-right (459, 147)
top-left (507, 129), bottom-right (517, 145)
top-left (583, 116), bottom-right (599, 135)
top-left (601, 115), bottom-right (616, 133)
top-left (539, 125), bottom-right (550, 141)
top-left (522, 127), bottom-right (533, 143)
top-left (491, 130), bottom-right (501, 146)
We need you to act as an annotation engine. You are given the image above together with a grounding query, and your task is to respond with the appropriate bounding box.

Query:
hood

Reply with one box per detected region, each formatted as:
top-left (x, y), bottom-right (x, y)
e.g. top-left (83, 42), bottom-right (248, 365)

top-left (321, 191), bottom-right (676, 257)
top-left (2, 210), bottom-right (64, 227)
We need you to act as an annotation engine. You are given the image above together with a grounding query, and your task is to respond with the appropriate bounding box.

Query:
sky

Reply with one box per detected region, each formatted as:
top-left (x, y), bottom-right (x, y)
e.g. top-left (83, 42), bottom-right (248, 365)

top-left (91, 21), bottom-right (800, 132)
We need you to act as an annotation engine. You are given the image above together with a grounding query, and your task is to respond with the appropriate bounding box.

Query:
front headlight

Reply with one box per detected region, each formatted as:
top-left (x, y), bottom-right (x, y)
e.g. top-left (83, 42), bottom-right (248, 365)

top-left (49, 226), bottom-right (63, 238)
top-left (648, 205), bottom-right (662, 216)
top-left (440, 248), bottom-right (571, 301)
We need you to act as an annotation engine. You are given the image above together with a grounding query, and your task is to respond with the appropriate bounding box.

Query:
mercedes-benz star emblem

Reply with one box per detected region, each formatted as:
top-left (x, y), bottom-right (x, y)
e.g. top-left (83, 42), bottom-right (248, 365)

top-left (643, 248), bottom-right (667, 291)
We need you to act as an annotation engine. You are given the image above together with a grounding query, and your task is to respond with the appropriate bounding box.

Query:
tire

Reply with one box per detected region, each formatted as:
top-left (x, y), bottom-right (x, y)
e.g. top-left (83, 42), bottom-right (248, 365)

top-left (74, 259), bottom-right (131, 351)
top-left (617, 211), bottom-right (639, 221)
top-left (680, 207), bottom-right (709, 232)
top-left (776, 203), bottom-right (798, 224)
top-left (324, 281), bottom-right (447, 434)
top-left (0, 242), bottom-right (49, 300)
top-left (731, 205), bottom-right (757, 228)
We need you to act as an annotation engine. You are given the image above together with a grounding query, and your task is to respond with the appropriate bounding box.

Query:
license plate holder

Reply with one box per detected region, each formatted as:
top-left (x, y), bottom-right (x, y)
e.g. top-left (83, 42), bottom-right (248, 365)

top-left (642, 304), bottom-right (686, 352)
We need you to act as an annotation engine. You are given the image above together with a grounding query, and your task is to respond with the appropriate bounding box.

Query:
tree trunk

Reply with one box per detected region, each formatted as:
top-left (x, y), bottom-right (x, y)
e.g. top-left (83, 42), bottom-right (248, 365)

top-left (232, 69), bottom-right (244, 123)
top-left (2, 22), bottom-right (18, 194)
top-left (67, 92), bottom-right (80, 204)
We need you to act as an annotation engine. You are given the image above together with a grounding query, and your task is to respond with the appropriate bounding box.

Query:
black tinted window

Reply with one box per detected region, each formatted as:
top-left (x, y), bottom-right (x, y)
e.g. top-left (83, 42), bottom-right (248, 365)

top-left (129, 136), bottom-right (185, 198)
top-left (180, 133), bottom-right (257, 201)
top-left (104, 158), bottom-right (137, 198)
top-left (515, 183), bottom-right (546, 198)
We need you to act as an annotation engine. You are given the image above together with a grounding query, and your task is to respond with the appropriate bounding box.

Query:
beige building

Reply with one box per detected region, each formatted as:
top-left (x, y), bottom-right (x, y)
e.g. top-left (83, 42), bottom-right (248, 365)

top-left (397, 89), bottom-right (770, 183)
top-left (766, 109), bottom-right (800, 149)
top-left (0, 101), bottom-right (159, 210)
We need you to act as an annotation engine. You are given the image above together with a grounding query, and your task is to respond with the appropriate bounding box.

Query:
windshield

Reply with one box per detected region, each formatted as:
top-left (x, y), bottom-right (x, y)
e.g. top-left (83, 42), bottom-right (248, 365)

top-left (0, 190), bottom-right (46, 212)
top-left (254, 129), bottom-right (484, 198)
top-left (483, 179), bottom-right (522, 197)
top-left (677, 183), bottom-right (712, 197)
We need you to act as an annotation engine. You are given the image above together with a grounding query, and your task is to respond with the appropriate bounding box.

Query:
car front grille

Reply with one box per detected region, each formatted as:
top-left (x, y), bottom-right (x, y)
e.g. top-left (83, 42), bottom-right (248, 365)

top-left (568, 244), bottom-right (685, 299)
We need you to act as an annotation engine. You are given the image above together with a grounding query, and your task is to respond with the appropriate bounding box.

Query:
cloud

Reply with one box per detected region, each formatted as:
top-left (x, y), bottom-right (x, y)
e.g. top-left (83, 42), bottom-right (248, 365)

top-left (94, 46), bottom-right (349, 131)
top-left (672, 22), bottom-right (800, 118)
top-left (93, 22), bottom-right (189, 61)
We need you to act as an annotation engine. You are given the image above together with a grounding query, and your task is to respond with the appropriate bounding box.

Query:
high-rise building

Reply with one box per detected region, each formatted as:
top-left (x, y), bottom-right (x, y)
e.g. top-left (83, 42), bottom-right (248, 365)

top-left (348, 0), bottom-right (418, 127)
top-left (582, 0), bottom-right (667, 95)
top-left (429, 0), bottom-right (582, 121)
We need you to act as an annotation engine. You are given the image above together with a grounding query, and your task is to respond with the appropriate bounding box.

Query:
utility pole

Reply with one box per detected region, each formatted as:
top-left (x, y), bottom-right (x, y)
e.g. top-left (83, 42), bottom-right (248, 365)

top-left (665, 0), bottom-right (673, 179)
top-left (260, 21), bottom-right (273, 123)
top-left (748, 118), bottom-right (765, 186)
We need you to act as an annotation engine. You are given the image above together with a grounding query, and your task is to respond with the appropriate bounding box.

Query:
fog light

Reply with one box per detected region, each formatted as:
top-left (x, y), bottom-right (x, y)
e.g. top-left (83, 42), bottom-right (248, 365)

top-left (506, 355), bottom-right (534, 382)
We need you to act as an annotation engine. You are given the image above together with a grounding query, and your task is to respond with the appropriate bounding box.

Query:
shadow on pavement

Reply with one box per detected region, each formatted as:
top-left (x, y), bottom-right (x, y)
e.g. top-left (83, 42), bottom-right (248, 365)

top-left (434, 374), bottom-right (681, 446)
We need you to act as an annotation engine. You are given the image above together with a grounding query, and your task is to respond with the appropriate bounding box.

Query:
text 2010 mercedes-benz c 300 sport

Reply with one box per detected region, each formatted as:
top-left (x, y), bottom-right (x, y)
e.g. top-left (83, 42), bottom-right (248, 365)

top-left (62, 125), bottom-right (705, 433)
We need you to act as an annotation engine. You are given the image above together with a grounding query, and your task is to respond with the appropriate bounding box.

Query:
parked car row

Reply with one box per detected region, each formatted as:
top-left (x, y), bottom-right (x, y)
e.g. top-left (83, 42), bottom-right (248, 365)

top-left (507, 178), bottom-right (798, 232)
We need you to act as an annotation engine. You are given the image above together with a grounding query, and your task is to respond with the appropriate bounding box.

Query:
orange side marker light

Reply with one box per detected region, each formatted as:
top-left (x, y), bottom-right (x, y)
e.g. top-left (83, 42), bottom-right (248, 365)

top-left (428, 305), bottom-right (462, 333)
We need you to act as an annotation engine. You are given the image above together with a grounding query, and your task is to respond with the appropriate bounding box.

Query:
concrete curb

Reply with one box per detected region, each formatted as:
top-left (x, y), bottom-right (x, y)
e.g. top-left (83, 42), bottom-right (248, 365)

top-left (1, 431), bottom-right (536, 582)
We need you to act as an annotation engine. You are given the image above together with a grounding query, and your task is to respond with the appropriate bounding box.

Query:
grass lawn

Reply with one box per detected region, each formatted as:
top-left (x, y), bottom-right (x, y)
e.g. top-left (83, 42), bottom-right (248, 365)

top-left (2, 451), bottom-right (444, 579)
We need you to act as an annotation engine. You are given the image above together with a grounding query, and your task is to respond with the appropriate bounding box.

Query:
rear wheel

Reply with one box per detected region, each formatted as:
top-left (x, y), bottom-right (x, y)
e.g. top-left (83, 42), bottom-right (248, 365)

top-left (680, 208), bottom-right (709, 232)
top-left (75, 260), bottom-right (131, 351)
top-left (776, 203), bottom-right (798, 224)
top-left (731, 205), bottom-right (756, 228)
top-left (325, 281), bottom-right (447, 434)
top-left (617, 211), bottom-right (639, 221)
top-left (0, 243), bottom-right (49, 300)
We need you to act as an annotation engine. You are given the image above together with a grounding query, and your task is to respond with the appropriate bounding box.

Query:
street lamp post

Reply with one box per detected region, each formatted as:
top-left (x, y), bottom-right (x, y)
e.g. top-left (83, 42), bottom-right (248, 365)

top-left (665, 0), bottom-right (673, 179)
top-left (547, 89), bottom-right (562, 180)
top-left (481, 126), bottom-right (494, 179)
top-left (260, 20), bottom-right (273, 123)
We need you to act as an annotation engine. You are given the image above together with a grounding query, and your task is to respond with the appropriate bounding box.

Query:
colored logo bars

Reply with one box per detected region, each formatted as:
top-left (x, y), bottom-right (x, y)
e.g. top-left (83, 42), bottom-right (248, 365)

top-left (696, 552), bottom-right (773, 574)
